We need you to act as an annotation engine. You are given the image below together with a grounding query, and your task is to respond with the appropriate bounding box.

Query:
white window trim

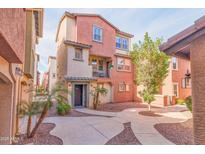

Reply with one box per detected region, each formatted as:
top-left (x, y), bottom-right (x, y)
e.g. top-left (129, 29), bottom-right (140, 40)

top-left (172, 57), bottom-right (178, 70)
top-left (92, 25), bottom-right (103, 42)
top-left (173, 82), bottom-right (179, 98)
top-left (115, 36), bottom-right (129, 51)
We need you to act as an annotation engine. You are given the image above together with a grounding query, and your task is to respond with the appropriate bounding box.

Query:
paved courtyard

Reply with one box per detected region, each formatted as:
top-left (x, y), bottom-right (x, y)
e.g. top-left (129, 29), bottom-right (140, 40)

top-left (43, 103), bottom-right (192, 145)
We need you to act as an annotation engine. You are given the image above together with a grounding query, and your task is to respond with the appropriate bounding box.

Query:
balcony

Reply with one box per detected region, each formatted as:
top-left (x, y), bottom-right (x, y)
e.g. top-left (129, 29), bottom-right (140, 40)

top-left (92, 70), bottom-right (109, 78)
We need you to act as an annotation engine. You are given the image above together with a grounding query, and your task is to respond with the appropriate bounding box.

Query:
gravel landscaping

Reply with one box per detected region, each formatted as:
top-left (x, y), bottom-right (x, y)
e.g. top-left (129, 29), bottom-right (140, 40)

top-left (106, 122), bottom-right (141, 145)
top-left (154, 119), bottom-right (193, 145)
top-left (15, 123), bottom-right (63, 145)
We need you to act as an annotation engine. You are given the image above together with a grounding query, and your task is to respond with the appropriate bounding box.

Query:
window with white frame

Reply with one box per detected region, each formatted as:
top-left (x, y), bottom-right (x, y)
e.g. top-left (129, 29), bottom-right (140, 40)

top-left (117, 57), bottom-right (131, 71)
top-left (122, 38), bottom-right (128, 49)
top-left (75, 48), bottom-right (83, 60)
top-left (182, 78), bottom-right (191, 88)
top-left (116, 37), bottom-right (121, 48)
top-left (172, 57), bottom-right (178, 70)
top-left (93, 25), bottom-right (102, 42)
top-left (116, 37), bottom-right (129, 50)
top-left (173, 83), bottom-right (179, 97)
top-left (119, 82), bottom-right (130, 92)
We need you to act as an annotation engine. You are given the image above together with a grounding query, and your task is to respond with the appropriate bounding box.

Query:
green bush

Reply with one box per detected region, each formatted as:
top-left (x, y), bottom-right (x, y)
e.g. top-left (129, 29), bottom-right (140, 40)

top-left (176, 98), bottom-right (185, 105)
top-left (56, 103), bottom-right (71, 116)
top-left (185, 96), bottom-right (192, 112)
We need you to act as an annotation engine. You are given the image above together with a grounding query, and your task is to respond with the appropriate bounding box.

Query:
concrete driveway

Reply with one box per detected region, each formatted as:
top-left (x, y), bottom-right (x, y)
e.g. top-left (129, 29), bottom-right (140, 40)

top-left (44, 105), bottom-right (192, 145)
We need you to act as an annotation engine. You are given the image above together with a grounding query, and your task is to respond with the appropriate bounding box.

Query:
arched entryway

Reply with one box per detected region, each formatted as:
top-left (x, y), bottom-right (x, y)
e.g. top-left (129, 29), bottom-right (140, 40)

top-left (0, 73), bottom-right (13, 144)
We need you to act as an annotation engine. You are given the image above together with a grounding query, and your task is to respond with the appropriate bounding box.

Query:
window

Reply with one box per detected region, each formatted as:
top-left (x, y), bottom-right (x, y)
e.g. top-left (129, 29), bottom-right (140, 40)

top-left (52, 73), bottom-right (56, 78)
top-left (119, 82), bottom-right (130, 92)
top-left (116, 37), bottom-right (128, 50)
top-left (173, 83), bottom-right (179, 97)
top-left (182, 78), bottom-right (191, 88)
top-left (172, 57), bottom-right (178, 70)
top-left (75, 48), bottom-right (83, 60)
top-left (122, 38), bottom-right (128, 49)
top-left (116, 37), bottom-right (121, 48)
top-left (93, 25), bottom-right (102, 42)
top-left (117, 57), bottom-right (131, 71)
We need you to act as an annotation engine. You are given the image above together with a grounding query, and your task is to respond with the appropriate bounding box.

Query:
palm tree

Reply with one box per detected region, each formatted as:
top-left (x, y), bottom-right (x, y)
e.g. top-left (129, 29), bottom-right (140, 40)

top-left (18, 101), bottom-right (44, 137)
top-left (19, 83), bottom-right (69, 138)
top-left (28, 83), bottom-right (68, 138)
top-left (91, 85), bottom-right (108, 110)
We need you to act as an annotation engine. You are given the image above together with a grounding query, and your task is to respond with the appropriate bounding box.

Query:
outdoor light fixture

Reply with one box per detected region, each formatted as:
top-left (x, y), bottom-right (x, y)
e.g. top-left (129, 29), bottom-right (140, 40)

top-left (15, 66), bottom-right (23, 76)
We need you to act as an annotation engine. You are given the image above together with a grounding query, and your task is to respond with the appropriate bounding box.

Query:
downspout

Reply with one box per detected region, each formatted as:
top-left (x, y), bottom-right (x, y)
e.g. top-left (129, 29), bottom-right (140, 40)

top-left (9, 63), bottom-right (16, 144)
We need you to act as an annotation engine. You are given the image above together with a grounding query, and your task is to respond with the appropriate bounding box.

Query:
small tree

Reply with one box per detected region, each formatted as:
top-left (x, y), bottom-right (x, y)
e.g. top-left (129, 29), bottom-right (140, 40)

top-left (18, 82), bottom-right (69, 138)
top-left (130, 32), bottom-right (169, 111)
top-left (91, 85), bottom-right (108, 110)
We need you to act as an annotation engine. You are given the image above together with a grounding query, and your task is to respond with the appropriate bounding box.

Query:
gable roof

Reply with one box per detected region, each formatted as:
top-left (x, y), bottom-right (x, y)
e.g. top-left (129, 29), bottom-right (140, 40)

top-left (55, 11), bottom-right (134, 42)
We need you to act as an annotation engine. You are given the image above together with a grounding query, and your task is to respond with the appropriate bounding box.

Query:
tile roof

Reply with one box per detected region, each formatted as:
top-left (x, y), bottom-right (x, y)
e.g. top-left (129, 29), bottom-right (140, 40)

top-left (64, 76), bottom-right (97, 81)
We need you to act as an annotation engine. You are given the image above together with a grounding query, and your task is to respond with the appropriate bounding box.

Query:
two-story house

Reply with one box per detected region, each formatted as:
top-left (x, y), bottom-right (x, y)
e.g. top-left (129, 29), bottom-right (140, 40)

top-left (56, 12), bottom-right (138, 108)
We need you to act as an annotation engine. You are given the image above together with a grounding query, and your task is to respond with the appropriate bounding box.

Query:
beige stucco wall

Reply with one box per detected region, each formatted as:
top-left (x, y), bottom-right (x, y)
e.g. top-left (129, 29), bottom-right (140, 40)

top-left (57, 16), bottom-right (76, 47)
top-left (48, 58), bottom-right (57, 92)
top-left (67, 46), bottom-right (92, 78)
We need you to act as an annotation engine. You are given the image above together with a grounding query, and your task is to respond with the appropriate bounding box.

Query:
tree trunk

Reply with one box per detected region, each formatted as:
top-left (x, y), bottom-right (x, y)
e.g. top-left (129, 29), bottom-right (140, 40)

top-left (96, 91), bottom-right (100, 109)
top-left (93, 93), bottom-right (97, 110)
top-left (28, 103), bottom-right (49, 138)
top-left (27, 115), bottom-right (32, 137)
top-left (148, 103), bottom-right (151, 111)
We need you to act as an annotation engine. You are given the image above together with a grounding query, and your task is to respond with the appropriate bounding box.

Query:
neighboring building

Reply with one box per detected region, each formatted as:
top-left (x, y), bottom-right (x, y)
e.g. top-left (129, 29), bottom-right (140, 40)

top-left (37, 71), bottom-right (41, 89)
top-left (160, 15), bottom-right (205, 144)
top-left (0, 8), bottom-right (43, 144)
top-left (42, 72), bottom-right (49, 91)
top-left (56, 12), bottom-right (138, 108)
top-left (34, 53), bottom-right (40, 91)
top-left (48, 56), bottom-right (57, 92)
top-left (144, 56), bottom-right (191, 106)
top-left (20, 9), bottom-right (43, 103)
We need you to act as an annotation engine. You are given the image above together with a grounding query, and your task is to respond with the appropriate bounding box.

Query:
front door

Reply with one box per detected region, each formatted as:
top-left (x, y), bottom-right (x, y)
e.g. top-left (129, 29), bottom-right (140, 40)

top-left (74, 85), bottom-right (83, 107)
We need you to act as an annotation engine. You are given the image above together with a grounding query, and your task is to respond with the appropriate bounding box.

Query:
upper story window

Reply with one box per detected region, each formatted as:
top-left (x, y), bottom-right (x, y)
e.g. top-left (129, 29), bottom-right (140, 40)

top-left (75, 48), bottom-right (83, 60)
top-left (117, 57), bottom-right (131, 72)
top-left (172, 57), bottom-right (178, 70)
top-left (116, 37), bottom-right (129, 50)
top-left (93, 25), bottom-right (103, 42)
top-left (116, 37), bottom-right (121, 48)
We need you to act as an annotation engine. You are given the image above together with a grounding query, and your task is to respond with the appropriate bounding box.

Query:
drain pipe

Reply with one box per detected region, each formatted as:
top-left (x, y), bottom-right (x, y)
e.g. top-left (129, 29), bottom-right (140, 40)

top-left (9, 63), bottom-right (16, 144)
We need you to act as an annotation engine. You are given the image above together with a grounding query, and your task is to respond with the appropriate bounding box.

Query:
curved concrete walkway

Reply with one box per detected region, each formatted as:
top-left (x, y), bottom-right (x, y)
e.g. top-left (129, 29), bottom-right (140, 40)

top-left (44, 105), bottom-right (192, 145)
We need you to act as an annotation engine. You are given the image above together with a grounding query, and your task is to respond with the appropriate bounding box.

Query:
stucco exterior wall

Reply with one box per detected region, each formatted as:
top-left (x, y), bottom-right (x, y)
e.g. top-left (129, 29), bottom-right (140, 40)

top-left (48, 58), bottom-right (57, 92)
top-left (0, 9), bottom-right (26, 63)
top-left (172, 57), bottom-right (191, 99)
top-left (67, 46), bottom-right (92, 77)
top-left (190, 34), bottom-right (205, 144)
top-left (56, 44), bottom-right (68, 83)
top-left (76, 16), bottom-right (116, 58)
top-left (111, 56), bottom-right (135, 102)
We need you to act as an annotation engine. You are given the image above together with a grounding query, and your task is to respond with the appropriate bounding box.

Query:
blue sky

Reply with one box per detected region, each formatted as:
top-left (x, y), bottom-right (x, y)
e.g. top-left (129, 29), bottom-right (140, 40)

top-left (36, 8), bottom-right (205, 75)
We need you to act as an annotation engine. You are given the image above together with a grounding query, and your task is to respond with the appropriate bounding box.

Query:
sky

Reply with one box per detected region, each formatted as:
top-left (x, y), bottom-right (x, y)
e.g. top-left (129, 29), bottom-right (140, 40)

top-left (36, 8), bottom-right (205, 77)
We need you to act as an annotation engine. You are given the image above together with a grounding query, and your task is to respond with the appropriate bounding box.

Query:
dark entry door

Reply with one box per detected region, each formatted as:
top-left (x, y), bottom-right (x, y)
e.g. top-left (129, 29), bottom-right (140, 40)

top-left (74, 85), bottom-right (83, 106)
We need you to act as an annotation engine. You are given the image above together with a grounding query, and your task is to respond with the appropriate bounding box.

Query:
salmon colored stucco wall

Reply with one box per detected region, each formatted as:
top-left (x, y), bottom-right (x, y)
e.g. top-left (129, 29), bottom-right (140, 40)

top-left (172, 57), bottom-right (191, 99)
top-left (0, 9), bottom-right (26, 63)
top-left (111, 56), bottom-right (137, 103)
top-left (74, 16), bottom-right (137, 103)
top-left (76, 16), bottom-right (116, 58)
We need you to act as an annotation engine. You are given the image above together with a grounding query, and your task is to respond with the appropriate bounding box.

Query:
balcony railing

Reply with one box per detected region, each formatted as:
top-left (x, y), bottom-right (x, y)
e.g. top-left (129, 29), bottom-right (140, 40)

top-left (93, 71), bottom-right (109, 78)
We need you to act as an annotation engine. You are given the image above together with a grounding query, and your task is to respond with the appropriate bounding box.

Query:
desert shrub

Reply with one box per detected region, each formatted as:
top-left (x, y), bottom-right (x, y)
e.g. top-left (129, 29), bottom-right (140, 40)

top-left (185, 96), bottom-right (192, 112)
top-left (176, 98), bottom-right (185, 105)
top-left (56, 103), bottom-right (71, 115)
